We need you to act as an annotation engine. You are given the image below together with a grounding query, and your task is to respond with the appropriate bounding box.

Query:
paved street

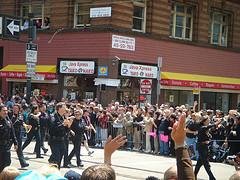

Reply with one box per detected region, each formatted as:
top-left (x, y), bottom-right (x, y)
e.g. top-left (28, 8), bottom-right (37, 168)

top-left (10, 142), bottom-right (235, 180)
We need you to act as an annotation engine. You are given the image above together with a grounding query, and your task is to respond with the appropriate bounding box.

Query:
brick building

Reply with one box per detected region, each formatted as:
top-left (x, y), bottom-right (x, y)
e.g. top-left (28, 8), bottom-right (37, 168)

top-left (0, 0), bottom-right (240, 111)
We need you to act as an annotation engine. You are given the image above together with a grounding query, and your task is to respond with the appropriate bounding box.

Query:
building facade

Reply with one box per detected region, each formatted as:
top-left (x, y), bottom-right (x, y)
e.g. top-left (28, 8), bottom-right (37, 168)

top-left (0, 0), bottom-right (240, 111)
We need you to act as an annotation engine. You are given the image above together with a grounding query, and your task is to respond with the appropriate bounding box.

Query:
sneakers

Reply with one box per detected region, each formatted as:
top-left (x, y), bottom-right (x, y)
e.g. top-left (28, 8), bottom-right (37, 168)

top-left (88, 151), bottom-right (94, 156)
top-left (95, 143), bottom-right (100, 148)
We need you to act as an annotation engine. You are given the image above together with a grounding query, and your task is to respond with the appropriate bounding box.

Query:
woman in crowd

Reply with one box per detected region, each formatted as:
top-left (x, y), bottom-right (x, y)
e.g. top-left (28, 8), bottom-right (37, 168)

top-left (144, 111), bottom-right (156, 153)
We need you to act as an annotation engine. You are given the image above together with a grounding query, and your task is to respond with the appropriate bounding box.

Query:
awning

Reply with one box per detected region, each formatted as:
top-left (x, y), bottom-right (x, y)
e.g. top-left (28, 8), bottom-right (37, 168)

top-left (0, 65), bottom-right (56, 80)
top-left (161, 72), bottom-right (240, 90)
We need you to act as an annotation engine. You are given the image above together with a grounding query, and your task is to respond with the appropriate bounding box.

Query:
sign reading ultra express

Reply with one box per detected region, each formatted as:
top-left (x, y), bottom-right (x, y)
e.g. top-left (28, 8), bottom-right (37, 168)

top-left (59, 61), bottom-right (95, 74)
top-left (121, 63), bottom-right (158, 79)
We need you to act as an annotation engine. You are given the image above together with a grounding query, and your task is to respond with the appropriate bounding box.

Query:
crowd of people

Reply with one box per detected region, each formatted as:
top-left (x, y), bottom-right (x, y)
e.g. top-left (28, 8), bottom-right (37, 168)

top-left (0, 94), bottom-right (239, 180)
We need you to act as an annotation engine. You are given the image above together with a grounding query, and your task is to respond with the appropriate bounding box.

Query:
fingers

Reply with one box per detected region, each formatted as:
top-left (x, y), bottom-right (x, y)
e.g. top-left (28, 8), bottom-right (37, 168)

top-left (178, 113), bottom-right (186, 129)
top-left (171, 122), bottom-right (177, 139)
top-left (112, 134), bottom-right (123, 142)
top-left (106, 135), bottom-right (112, 144)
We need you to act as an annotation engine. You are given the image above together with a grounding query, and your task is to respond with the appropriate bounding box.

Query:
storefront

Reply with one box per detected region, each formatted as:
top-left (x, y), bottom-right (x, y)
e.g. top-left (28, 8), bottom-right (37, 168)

top-left (117, 61), bottom-right (158, 105)
top-left (161, 72), bottom-right (240, 112)
top-left (57, 59), bottom-right (97, 101)
top-left (0, 64), bottom-right (57, 97)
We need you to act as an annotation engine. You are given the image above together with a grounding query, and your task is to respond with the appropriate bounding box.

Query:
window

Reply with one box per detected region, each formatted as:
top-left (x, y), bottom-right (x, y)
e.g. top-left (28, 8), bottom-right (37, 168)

top-left (21, 3), bottom-right (49, 29)
top-left (170, 4), bottom-right (193, 40)
top-left (74, 1), bottom-right (91, 27)
top-left (209, 12), bottom-right (229, 47)
top-left (132, 0), bottom-right (146, 32)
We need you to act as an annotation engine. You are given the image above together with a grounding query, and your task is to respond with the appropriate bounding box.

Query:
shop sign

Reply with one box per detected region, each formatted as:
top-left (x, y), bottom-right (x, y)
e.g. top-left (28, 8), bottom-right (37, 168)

top-left (121, 63), bottom-right (158, 79)
top-left (160, 79), bottom-right (240, 90)
top-left (0, 71), bottom-right (56, 79)
top-left (193, 89), bottom-right (200, 95)
top-left (59, 61), bottom-right (95, 74)
top-left (140, 79), bottom-right (152, 94)
top-left (90, 7), bottom-right (112, 18)
top-left (98, 66), bottom-right (108, 76)
top-left (112, 35), bottom-right (135, 51)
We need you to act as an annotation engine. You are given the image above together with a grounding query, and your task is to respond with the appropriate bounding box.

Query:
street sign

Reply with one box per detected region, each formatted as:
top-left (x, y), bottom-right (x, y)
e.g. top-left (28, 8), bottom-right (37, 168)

top-left (140, 79), bottom-right (152, 94)
top-left (26, 62), bottom-right (36, 77)
top-left (4, 17), bottom-right (20, 39)
top-left (26, 43), bottom-right (38, 63)
top-left (0, 17), bottom-right (2, 35)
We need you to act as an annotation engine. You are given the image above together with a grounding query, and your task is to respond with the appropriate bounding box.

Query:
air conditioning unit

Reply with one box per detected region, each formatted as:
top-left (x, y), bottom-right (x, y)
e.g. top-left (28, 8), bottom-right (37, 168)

top-left (75, 24), bottom-right (91, 28)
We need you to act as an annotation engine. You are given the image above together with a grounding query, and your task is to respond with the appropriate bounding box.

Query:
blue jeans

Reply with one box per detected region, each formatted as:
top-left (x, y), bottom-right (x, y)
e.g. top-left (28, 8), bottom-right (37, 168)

top-left (95, 126), bottom-right (101, 143)
top-left (127, 133), bottom-right (133, 149)
top-left (185, 137), bottom-right (199, 159)
top-left (159, 133), bottom-right (169, 155)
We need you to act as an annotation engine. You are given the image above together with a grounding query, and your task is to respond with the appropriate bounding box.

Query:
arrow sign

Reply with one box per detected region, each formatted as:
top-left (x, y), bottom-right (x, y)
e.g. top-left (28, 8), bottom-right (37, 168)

top-left (3, 17), bottom-right (20, 39)
top-left (7, 20), bottom-right (19, 35)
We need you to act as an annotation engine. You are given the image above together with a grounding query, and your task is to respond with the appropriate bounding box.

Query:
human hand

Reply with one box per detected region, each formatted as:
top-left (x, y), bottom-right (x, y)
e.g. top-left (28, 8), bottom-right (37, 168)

top-left (193, 101), bottom-right (198, 107)
top-left (104, 134), bottom-right (127, 165)
top-left (63, 119), bottom-right (69, 126)
top-left (171, 113), bottom-right (186, 147)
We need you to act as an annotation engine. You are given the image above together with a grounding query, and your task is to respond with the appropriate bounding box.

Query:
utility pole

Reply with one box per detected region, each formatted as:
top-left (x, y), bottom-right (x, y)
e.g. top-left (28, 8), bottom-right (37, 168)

top-left (26, 13), bottom-right (36, 104)
top-left (156, 57), bottom-right (162, 106)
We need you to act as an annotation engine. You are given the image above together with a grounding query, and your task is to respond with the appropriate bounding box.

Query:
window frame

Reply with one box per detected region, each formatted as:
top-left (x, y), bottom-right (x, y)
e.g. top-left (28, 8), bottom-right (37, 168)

top-left (74, 1), bottom-right (91, 28)
top-left (20, 3), bottom-right (45, 28)
top-left (132, 0), bottom-right (146, 33)
top-left (210, 11), bottom-right (229, 47)
top-left (170, 3), bottom-right (193, 41)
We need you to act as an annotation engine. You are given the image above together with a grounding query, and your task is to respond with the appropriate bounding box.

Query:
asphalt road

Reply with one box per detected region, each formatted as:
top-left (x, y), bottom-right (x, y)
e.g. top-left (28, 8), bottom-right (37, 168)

top-left (9, 142), bottom-right (235, 180)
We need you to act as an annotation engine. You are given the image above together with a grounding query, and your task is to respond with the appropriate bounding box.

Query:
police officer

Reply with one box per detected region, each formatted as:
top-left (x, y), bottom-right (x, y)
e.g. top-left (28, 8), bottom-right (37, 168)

top-left (0, 105), bottom-right (18, 173)
top-left (194, 115), bottom-right (221, 180)
top-left (48, 102), bottom-right (72, 169)
top-left (37, 103), bottom-right (49, 154)
top-left (22, 104), bottom-right (42, 158)
top-left (8, 103), bottom-right (29, 168)
top-left (68, 109), bottom-right (86, 167)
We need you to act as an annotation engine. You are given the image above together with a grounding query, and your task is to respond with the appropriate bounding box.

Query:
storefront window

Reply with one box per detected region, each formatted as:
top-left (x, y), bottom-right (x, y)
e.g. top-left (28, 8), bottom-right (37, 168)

top-left (216, 93), bottom-right (229, 113)
top-left (201, 92), bottom-right (216, 110)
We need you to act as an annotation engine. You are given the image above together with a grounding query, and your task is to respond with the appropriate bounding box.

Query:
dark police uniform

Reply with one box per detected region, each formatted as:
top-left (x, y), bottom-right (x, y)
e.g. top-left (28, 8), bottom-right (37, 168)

top-left (48, 112), bottom-right (68, 168)
top-left (0, 116), bottom-right (18, 172)
top-left (68, 118), bottom-right (86, 167)
top-left (22, 113), bottom-right (41, 158)
top-left (8, 111), bottom-right (28, 167)
top-left (39, 111), bottom-right (49, 153)
top-left (194, 124), bottom-right (216, 180)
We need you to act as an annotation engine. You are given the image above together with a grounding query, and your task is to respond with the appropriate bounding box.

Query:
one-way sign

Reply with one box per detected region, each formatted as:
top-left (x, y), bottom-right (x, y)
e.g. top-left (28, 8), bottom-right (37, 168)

top-left (7, 20), bottom-right (19, 35)
top-left (4, 17), bottom-right (20, 39)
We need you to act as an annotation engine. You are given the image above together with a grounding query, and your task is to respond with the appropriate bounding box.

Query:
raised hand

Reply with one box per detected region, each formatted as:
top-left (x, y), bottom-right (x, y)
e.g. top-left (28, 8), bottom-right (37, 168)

top-left (171, 113), bottom-right (186, 148)
top-left (104, 134), bottom-right (127, 165)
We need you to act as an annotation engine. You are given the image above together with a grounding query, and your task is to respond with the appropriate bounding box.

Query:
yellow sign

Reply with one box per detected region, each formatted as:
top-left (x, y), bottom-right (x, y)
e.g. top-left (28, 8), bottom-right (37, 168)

top-left (193, 89), bottom-right (200, 95)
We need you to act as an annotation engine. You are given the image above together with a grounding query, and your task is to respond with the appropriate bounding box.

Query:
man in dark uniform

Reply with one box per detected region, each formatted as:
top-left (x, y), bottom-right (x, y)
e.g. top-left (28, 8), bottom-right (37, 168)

top-left (8, 103), bottom-right (29, 168)
top-left (48, 102), bottom-right (72, 169)
top-left (0, 105), bottom-right (18, 173)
